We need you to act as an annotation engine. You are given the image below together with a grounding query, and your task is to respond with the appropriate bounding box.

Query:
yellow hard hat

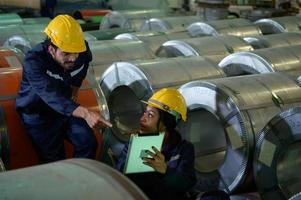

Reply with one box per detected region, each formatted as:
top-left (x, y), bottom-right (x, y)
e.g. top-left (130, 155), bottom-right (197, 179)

top-left (142, 88), bottom-right (187, 121)
top-left (44, 15), bottom-right (86, 53)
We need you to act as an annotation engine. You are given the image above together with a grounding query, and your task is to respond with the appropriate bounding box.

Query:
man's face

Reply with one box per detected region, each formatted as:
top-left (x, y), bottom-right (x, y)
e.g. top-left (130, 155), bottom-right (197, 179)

top-left (139, 105), bottom-right (160, 134)
top-left (48, 45), bottom-right (79, 70)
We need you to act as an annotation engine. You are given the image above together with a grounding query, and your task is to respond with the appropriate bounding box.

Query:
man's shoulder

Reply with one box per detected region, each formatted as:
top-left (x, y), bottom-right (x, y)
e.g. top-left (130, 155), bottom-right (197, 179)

top-left (25, 43), bottom-right (48, 61)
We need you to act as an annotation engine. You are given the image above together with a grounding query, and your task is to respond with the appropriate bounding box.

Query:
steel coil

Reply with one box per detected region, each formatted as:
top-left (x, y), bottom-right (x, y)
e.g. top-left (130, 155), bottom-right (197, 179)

top-left (0, 158), bottom-right (148, 200)
top-left (85, 28), bottom-right (135, 40)
top-left (140, 15), bottom-right (202, 32)
top-left (187, 18), bottom-right (261, 37)
top-left (0, 13), bottom-right (22, 26)
top-left (100, 56), bottom-right (226, 142)
top-left (88, 40), bottom-right (156, 81)
top-left (0, 47), bottom-right (23, 68)
top-left (219, 45), bottom-right (301, 78)
top-left (244, 32), bottom-right (301, 49)
top-left (115, 31), bottom-right (192, 53)
top-left (22, 17), bottom-right (50, 25)
top-left (3, 33), bottom-right (45, 54)
top-left (157, 35), bottom-right (253, 65)
top-left (254, 107), bottom-right (301, 200)
top-left (289, 193), bottom-right (301, 200)
top-left (255, 16), bottom-right (301, 34)
top-left (178, 73), bottom-right (301, 193)
top-left (100, 9), bottom-right (167, 30)
top-left (0, 24), bottom-right (46, 46)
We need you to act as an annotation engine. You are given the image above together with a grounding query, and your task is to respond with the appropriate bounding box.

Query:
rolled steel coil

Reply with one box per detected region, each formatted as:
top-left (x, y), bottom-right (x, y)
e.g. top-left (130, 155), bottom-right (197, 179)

top-left (254, 107), bottom-right (301, 200)
top-left (178, 73), bottom-right (301, 193)
top-left (219, 45), bottom-right (301, 78)
top-left (88, 40), bottom-right (156, 81)
top-left (3, 33), bottom-right (45, 55)
top-left (100, 56), bottom-right (226, 142)
top-left (0, 24), bottom-right (46, 46)
top-left (244, 32), bottom-right (301, 49)
top-left (255, 16), bottom-right (301, 34)
top-left (0, 13), bottom-right (23, 26)
top-left (140, 15), bottom-right (202, 32)
top-left (85, 28), bottom-right (135, 40)
top-left (115, 31), bottom-right (192, 53)
top-left (100, 9), bottom-right (167, 30)
top-left (22, 17), bottom-right (50, 25)
top-left (187, 18), bottom-right (261, 37)
top-left (0, 158), bottom-right (148, 200)
top-left (156, 35), bottom-right (253, 65)
top-left (0, 67), bottom-right (109, 169)
top-left (0, 47), bottom-right (23, 68)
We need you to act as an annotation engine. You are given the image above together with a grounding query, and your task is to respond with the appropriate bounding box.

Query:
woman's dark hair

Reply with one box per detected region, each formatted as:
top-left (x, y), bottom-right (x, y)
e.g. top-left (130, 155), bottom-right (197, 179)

top-left (159, 110), bottom-right (178, 132)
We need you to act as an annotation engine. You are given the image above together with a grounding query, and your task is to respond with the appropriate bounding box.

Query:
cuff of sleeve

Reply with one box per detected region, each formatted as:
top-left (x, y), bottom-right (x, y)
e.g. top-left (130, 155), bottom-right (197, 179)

top-left (64, 102), bottom-right (80, 116)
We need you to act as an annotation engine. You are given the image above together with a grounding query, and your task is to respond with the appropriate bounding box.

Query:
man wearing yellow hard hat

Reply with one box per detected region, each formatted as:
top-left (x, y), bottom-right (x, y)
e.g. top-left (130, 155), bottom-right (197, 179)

top-left (116, 88), bottom-right (196, 200)
top-left (16, 15), bottom-right (112, 163)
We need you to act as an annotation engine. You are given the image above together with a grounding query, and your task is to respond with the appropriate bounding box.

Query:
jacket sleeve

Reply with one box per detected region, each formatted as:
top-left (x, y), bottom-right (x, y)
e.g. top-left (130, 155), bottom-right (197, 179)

top-left (162, 142), bottom-right (196, 192)
top-left (23, 53), bottom-right (79, 116)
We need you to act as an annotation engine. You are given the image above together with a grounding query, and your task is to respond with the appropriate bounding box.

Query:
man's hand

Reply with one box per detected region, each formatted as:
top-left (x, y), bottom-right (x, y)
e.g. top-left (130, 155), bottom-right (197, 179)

top-left (142, 146), bottom-right (167, 174)
top-left (72, 106), bottom-right (112, 128)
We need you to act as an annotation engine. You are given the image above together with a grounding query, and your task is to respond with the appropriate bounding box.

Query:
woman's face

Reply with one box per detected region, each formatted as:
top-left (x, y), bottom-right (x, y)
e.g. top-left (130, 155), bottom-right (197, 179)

top-left (139, 105), bottom-right (160, 134)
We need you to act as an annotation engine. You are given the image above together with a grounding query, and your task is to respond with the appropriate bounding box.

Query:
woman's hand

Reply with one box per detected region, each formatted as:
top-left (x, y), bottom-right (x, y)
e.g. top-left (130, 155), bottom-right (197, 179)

top-left (143, 146), bottom-right (167, 174)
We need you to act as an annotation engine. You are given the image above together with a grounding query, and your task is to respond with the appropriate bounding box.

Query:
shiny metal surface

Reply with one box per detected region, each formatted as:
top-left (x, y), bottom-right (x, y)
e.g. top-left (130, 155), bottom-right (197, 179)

top-left (115, 31), bottom-right (192, 53)
top-left (244, 32), bottom-right (301, 49)
top-left (140, 16), bottom-right (202, 32)
top-left (22, 17), bottom-right (51, 25)
top-left (88, 40), bottom-right (156, 81)
top-left (100, 9), bottom-right (167, 30)
top-left (85, 28), bottom-right (135, 40)
top-left (187, 18), bottom-right (261, 37)
top-left (219, 45), bottom-right (301, 78)
top-left (255, 16), bottom-right (301, 34)
top-left (100, 57), bottom-right (226, 141)
top-left (0, 13), bottom-right (23, 26)
top-left (254, 107), bottom-right (301, 200)
top-left (0, 47), bottom-right (24, 67)
top-left (0, 158), bottom-right (148, 200)
top-left (157, 35), bottom-right (253, 65)
top-left (3, 33), bottom-right (45, 54)
top-left (0, 24), bottom-right (46, 46)
top-left (179, 73), bottom-right (301, 193)
top-left (290, 193), bottom-right (301, 200)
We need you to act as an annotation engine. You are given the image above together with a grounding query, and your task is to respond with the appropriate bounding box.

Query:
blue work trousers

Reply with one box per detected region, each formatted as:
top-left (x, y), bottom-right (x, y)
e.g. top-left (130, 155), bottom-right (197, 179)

top-left (21, 113), bottom-right (97, 163)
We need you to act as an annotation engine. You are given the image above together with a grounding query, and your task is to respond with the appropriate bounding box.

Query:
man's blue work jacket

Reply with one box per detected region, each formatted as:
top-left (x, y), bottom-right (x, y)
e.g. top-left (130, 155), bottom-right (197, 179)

top-left (16, 41), bottom-right (92, 121)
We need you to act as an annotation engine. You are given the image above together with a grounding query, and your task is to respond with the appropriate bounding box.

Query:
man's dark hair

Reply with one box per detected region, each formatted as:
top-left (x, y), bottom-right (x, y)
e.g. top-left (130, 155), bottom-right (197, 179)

top-left (44, 37), bottom-right (58, 50)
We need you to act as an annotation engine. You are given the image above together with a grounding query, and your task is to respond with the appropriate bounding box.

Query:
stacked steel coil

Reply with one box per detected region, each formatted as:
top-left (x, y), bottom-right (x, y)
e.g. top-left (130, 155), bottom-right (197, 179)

top-left (255, 16), bottom-right (301, 34)
top-left (244, 32), bottom-right (301, 49)
top-left (115, 31), bottom-right (192, 53)
top-left (100, 9), bottom-right (167, 30)
top-left (254, 107), bottom-right (301, 200)
top-left (140, 15), bottom-right (202, 32)
top-left (0, 159), bottom-right (148, 200)
top-left (156, 35), bottom-right (253, 65)
top-left (219, 45), bottom-right (301, 78)
top-left (0, 47), bottom-right (23, 67)
top-left (178, 73), bottom-right (301, 193)
top-left (187, 18), bottom-right (262, 37)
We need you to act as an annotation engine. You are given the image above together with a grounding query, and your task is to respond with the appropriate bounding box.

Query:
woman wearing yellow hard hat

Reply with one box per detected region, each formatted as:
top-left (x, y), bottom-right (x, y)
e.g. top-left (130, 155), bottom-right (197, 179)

top-left (116, 88), bottom-right (196, 200)
top-left (16, 15), bottom-right (112, 163)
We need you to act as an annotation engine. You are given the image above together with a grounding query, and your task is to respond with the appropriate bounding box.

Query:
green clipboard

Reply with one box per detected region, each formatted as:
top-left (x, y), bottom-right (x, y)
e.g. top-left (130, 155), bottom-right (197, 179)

top-left (123, 132), bottom-right (165, 174)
